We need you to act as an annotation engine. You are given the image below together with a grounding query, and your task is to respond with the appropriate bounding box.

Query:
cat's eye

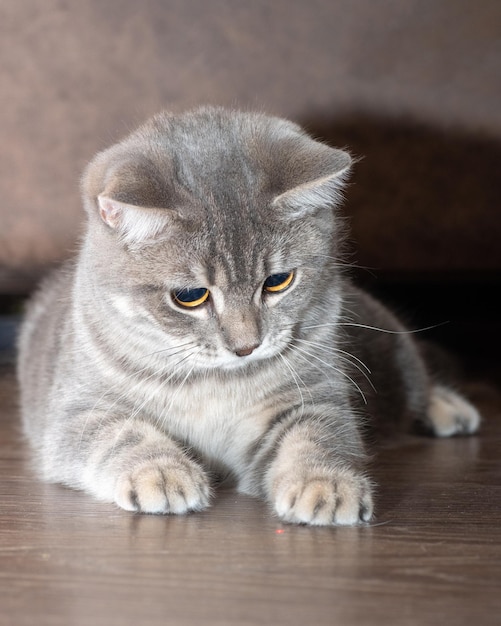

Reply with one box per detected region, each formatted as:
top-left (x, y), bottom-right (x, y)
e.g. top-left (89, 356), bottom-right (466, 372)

top-left (263, 270), bottom-right (295, 293)
top-left (172, 287), bottom-right (210, 308)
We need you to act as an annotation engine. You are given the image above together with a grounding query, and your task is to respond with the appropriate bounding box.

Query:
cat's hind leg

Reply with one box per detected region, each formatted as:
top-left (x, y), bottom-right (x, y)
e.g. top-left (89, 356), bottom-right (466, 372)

top-left (424, 385), bottom-right (481, 437)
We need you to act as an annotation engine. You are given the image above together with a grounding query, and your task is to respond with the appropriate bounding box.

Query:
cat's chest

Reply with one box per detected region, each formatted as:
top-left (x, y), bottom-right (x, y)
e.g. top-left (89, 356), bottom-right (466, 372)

top-left (142, 369), bottom-right (286, 470)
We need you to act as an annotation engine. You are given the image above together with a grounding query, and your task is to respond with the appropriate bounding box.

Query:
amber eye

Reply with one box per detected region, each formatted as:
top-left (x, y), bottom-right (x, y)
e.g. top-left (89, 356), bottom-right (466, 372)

top-left (263, 270), bottom-right (295, 293)
top-left (172, 287), bottom-right (210, 308)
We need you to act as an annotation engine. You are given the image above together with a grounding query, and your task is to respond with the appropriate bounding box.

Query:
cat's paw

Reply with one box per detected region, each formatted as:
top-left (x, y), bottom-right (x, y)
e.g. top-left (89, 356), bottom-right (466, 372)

top-left (114, 455), bottom-right (211, 514)
top-left (271, 466), bottom-right (373, 526)
top-left (426, 385), bottom-right (481, 437)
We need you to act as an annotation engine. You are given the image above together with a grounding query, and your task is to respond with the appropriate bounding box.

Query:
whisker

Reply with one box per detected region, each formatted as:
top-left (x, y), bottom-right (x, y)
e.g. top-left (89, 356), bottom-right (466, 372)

top-left (78, 342), bottom-right (201, 451)
top-left (340, 321), bottom-right (449, 334)
top-left (294, 338), bottom-right (376, 393)
top-left (93, 345), bottom-right (203, 457)
top-left (295, 337), bottom-right (371, 373)
top-left (142, 341), bottom-right (198, 359)
top-left (302, 321), bottom-right (448, 334)
top-left (159, 349), bottom-right (204, 428)
top-left (279, 353), bottom-right (312, 416)
top-left (293, 345), bottom-right (367, 404)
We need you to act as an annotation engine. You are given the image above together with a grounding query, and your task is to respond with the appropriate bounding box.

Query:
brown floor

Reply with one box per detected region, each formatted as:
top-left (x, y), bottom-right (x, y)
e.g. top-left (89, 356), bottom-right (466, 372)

top-left (1, 364), bottom-right (500, 626)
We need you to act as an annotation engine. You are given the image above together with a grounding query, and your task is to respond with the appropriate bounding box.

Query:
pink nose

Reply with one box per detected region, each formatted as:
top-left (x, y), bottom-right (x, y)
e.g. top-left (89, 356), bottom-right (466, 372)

top-left (235, 344), bottom-right (260, 357)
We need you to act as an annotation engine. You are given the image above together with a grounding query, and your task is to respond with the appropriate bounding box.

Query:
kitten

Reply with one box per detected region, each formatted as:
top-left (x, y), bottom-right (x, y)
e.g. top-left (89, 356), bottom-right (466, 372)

top-left (17, 107), bottom-right (480, 525)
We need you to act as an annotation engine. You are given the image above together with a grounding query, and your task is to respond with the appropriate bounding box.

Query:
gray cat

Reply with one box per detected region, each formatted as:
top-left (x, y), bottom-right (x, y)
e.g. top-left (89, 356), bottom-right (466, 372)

top-left (17, 107), bottom-right (480, 525)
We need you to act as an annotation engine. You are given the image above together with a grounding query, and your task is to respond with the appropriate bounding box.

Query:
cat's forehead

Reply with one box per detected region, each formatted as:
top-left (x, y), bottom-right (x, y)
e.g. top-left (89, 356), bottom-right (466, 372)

top-left (149, 107), bottom-right (300, 156)
top-left (167, 239), bottom-right (290, 288)
top-left (141, 108), bottom-right (303, 201)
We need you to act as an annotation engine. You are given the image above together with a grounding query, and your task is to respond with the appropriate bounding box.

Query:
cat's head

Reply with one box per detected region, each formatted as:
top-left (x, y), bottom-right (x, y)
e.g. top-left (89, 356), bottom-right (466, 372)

top-left (80, 107), bottom-right (351, 371)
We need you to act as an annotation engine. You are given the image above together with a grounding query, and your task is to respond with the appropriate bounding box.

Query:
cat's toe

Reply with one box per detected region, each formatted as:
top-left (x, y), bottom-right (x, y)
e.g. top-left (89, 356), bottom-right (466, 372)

top-left (115, 457), bottom-right (211, 514)
top-left (426, 385), bottom-right (481, 438)
top-left (272, 467), bottom-right (373, 526)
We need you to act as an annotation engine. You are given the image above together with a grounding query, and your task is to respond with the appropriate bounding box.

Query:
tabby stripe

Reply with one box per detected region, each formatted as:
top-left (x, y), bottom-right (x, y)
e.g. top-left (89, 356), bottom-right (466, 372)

top-left (96, 430), bottom-right (146, 472)
top-left (244, 407), bottom-right (309, 493)
top-left (244, 402), bottom-right (368, 495)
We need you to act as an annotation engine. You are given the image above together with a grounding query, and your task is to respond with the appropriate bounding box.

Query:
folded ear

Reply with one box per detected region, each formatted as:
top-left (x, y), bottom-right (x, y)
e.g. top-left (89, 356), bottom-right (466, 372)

top-left (97, 195), bottom-right (174, 244)
top-left (83, 154), bottom-right (186, 245)
top-left (272, 139), bottom-right (352, 219)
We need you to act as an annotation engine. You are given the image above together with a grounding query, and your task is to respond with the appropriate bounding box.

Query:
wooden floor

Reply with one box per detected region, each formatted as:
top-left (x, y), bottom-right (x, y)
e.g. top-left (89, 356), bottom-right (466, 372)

top-left (1, 362), bottom-right (500, 626)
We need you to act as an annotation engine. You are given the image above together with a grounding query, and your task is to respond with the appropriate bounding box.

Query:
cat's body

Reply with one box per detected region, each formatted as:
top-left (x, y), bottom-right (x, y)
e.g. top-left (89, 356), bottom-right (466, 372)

top-left (18, 107), bottom-right (480, 525)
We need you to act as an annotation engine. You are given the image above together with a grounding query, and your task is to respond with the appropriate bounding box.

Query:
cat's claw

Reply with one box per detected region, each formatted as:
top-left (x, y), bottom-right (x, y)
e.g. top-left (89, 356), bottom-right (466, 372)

top-left (271, 467), bottom-right (373, 526)
top-left (114, 456), bottom-right (211, 514)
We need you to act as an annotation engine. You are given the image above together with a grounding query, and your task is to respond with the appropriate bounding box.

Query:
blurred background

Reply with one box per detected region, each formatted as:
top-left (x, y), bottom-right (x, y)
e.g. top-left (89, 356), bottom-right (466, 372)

top-left (1, 0), bottom-right (500, 371)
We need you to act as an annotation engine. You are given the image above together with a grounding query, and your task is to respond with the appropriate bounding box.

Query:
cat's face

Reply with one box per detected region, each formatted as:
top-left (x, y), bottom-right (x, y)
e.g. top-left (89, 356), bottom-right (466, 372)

top-left (117, 214), bottom-right (334, 372)
top-left (81, 108), bottom-right (351, 372)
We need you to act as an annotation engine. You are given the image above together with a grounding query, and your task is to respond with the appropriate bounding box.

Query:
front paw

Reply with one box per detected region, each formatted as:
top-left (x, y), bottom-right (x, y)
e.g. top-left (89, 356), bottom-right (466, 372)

top-left (271, 466), bottom-right (373, 526)
top-left (114, 455), bottom-right (211, 514)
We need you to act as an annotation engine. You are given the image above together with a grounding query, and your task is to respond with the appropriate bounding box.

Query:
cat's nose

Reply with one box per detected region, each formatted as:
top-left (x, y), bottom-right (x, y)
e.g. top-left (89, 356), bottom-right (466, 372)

top-left (235, 343), bottom-right (260, 357)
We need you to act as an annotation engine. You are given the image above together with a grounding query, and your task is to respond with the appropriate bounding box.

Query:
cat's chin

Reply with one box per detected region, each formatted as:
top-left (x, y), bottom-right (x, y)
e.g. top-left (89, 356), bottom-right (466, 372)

top-left (201, 345), bottom-right (282, 373)
top-left (210, 352), bottom-right (272, 372)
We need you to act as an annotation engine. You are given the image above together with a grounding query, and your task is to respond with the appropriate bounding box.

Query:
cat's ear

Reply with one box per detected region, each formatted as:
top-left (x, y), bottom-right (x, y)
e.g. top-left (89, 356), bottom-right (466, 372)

top-left (83, 155), bottom-right (187, 244)
top-left (97, 195), bottom-right (173, 244)
top-left (272, 142), bottom-right (352, 219)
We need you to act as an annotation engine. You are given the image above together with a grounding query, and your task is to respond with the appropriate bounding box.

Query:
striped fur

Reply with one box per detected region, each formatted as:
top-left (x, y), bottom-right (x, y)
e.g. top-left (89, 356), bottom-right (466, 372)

top-left (17, 107), bottom-right (480, 525)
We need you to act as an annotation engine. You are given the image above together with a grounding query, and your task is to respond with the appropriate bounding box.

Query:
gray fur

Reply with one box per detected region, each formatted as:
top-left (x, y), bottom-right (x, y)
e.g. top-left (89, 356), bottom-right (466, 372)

top-left (17, 107), bottom-right (480, 525)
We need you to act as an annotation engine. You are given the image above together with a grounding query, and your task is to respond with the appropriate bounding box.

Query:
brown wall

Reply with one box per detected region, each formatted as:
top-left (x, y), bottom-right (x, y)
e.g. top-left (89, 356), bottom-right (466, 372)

top-left (1, 0), bottom-right (500, 293)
